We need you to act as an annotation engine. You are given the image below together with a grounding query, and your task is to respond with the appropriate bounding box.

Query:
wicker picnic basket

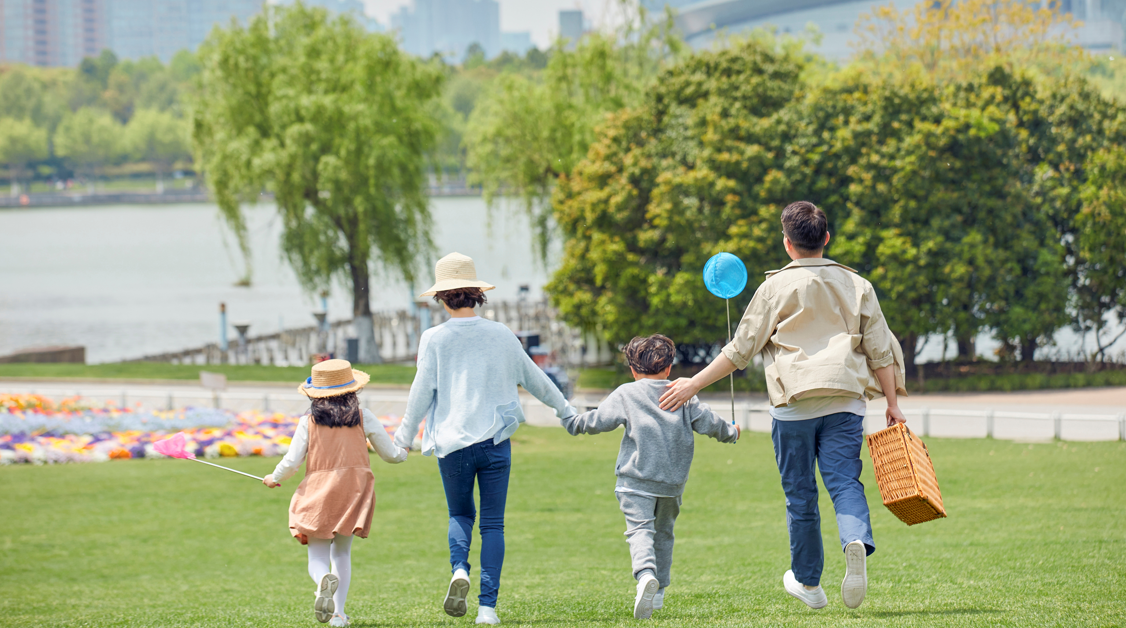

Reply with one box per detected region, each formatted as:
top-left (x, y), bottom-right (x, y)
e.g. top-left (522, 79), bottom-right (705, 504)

top-left (866, 423), bottom-right (947, 525)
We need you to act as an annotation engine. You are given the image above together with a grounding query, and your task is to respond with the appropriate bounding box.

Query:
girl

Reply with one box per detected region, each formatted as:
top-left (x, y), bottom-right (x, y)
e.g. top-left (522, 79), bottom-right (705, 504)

top-left (264, 359), bottom-right (408, 626)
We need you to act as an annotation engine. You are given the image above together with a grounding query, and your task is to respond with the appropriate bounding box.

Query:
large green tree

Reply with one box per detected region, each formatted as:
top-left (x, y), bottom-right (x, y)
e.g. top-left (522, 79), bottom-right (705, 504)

top-left (0, 117), bottom-right (49, 195)
top-left (53, 107), bottom-right (124, 191)
top-left (125, 108), bottom-right (190, 192)
top-left (191, 2), bottom-right (444, 363)
top-left (465, 2), bottom-right (684, 258)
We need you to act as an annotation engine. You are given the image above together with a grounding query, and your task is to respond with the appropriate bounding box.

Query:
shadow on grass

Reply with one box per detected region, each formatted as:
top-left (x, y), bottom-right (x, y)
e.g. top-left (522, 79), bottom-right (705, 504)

top-left (868, 608), bottom-right (1003, 617)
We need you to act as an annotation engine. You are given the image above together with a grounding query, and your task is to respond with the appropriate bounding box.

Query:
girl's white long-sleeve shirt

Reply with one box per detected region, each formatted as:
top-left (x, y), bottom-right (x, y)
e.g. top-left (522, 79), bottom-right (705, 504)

top-left (271, 408), bottom-right (407, 482)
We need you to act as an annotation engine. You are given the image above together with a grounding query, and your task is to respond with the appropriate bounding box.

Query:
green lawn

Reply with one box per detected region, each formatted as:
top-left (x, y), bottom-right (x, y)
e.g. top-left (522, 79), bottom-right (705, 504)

top-left (1, 429), bottom-right (1123, 627)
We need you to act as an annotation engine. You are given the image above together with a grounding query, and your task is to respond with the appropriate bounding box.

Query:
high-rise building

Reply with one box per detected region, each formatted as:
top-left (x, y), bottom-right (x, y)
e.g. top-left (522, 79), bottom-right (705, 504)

top-left (393, 0), bottom-right (531, 60)
top-left (500, 31), bottom-right (533, 55)
top-left (558, 9), bottom-right (583, 44)
top-left (0, 0), bottom-right (262, 67)
top-left (1, 0), bottom-right (108, 67)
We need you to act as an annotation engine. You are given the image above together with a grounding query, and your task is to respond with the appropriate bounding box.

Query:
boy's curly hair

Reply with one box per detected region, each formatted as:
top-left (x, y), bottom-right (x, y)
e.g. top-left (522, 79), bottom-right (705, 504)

top-left (623, 334), bottom-right (675, 375)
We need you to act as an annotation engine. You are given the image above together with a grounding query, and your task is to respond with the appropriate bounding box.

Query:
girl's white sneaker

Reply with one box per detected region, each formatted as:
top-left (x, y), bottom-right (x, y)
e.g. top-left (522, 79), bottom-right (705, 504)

top-left (783, 570), bottom-right (827, 609)
top-left (634, 573), bottom-right (659, 620)
top-left (314, 573), bottom-right (339, 623)
top-left (841, 540), bottom-right (868, 609)
top-left (475, 606), bottom-right (501, 625)
top-left (444, 569), bottom-right (471, 617)
top-left (329, 614), bottom-right (351, 627)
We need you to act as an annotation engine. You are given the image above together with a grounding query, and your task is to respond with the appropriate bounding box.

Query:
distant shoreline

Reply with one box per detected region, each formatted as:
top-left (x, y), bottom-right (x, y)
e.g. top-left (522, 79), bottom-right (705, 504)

top-left (0, 187), bottom-right (485, 209)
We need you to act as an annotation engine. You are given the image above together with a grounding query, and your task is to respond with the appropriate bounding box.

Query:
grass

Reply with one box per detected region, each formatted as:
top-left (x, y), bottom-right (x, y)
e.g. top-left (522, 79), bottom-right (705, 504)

top-left (1, 428), bottom-right (1123, 627)
top-left (915, 369), bottom-right (1126, 393)
top-left (0, 362), bottom-right (417, 386)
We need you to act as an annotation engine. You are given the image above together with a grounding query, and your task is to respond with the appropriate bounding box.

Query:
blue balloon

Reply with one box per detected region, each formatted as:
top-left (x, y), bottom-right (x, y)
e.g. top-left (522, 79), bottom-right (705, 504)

top-left (703, 252), bottom-right (748, 299)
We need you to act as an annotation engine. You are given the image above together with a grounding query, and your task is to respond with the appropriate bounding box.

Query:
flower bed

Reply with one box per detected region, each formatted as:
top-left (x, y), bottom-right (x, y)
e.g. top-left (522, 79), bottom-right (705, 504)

top-left (0, 394), bottom-right (407, 465)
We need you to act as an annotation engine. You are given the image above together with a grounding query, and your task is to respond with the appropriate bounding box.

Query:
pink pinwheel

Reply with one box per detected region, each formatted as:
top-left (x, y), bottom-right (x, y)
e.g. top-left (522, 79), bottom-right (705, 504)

top-left (154, 432), bottom-right (266, 482)
top-left (153, 432), bottom-right (195, 459)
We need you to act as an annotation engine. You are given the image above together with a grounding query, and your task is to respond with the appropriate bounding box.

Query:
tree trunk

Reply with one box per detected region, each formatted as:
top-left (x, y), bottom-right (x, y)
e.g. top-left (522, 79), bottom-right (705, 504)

top-left (956, 334), bottom-right (976, 362)
top-left (900, 332), bottom-right (918, 377)
top-left (1020, 337), bottom-right (1038, 363)
top-left (350, 261), bottom-right (381, 364)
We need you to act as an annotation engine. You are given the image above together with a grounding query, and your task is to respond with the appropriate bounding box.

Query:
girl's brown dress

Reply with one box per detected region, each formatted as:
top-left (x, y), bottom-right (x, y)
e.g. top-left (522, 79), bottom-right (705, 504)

top-left (288, 417), bottom-right (375, 544)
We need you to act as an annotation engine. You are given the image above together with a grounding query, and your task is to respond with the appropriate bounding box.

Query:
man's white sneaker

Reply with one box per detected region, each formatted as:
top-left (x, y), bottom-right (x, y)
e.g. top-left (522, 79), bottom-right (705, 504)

top-left (475, 606), bottom-right (501, 625)
top-left (634, 573), bottom-right (659, 620)
top-left (314, 573), bottom-right (339, 623)
top-left (444, 569), bottom-right (471, 618)
top-left (841, 540), bottom-right (868, 609)
top-left (652, 589), bottom-right (664, 611)
top-left (783, 570), bottom-right (827, 609)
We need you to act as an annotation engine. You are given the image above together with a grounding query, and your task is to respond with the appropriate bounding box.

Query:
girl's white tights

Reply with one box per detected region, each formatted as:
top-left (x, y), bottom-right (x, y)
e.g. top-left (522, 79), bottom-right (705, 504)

top-left (307, 535), bottom-right (353, 616)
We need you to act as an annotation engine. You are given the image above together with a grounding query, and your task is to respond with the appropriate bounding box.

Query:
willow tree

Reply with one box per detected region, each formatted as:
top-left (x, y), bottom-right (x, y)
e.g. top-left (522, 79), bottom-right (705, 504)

top-left (191, 2), bottom-right (444, 363)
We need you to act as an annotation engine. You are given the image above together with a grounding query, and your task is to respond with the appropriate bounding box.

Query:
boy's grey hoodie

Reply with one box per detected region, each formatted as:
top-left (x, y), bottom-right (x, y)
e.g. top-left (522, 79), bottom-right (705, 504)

top-left (561, 379), bottom-right (738, 497)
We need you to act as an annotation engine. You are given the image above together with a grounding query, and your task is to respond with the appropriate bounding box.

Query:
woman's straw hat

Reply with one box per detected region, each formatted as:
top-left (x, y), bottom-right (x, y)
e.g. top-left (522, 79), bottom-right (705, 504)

top-left (419, 252), bottom-right (496, 297)
top-left (298, 359), bottom-right (370, 398)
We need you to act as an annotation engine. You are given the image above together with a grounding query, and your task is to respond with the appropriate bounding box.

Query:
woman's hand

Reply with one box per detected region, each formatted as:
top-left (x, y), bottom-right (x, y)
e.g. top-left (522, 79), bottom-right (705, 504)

top-left (263, 474), bottom-right (280, 488)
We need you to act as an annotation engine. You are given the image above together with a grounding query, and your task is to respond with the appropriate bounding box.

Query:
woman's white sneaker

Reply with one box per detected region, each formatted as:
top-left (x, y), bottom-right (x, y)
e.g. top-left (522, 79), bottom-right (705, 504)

top-left (841, 540), bottom-right (868, 609)
top-left (783, 570), bottom-right (827, 609)
top-left (444, 569), bottom-right (471, 617)
top-left (314, 573), bottom-right (339, 623)
top-left (475, 606), bottom-right (501, 625)
top-left (634, 573), bottom-right (659, 620)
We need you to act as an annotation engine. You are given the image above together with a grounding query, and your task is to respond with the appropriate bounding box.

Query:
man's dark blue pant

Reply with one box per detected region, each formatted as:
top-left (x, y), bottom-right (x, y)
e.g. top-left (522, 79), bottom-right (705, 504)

top-left (772, 412), bottom-right (875, 587)
top-left (437, 438), bottom-right (511, 608)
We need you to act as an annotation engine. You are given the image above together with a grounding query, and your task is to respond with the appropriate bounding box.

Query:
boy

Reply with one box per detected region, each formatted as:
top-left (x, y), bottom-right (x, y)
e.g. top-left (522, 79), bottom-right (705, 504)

top-left (660, 200), bottom-right (907, 610)
top-left (561, 334), bottom-right (740, 620)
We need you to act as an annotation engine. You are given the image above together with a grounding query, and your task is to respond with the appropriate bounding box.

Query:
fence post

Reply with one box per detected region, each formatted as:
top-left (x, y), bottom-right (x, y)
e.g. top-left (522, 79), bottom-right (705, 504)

top-left (1119, 414), bottom-right (1125, 442)
top-left (263, 394), bottom-right (271, 412)
top-left (214, 393), bottom-right (221, 409)
top-left (121, 391), bottom-right (127, 409)
top-left (167, 393), bottom-right (174, 411)
top-left (1052, 412), bottom-right (1062, 440)
top-left (922, 408), bottom-right (931, 438)
top-left (985, 409), bottom-right (994, 439)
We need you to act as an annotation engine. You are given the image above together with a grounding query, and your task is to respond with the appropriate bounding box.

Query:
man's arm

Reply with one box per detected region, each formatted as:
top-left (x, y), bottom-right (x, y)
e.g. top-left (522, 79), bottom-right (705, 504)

top-left (660, 286), bottom-right (773, 411)
top-left (875, 365), bottom-right (906, 427)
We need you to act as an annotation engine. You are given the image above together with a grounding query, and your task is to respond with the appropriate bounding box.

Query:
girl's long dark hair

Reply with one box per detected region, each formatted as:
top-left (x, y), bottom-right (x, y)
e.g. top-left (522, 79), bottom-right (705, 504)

top-left (309, 392), bottom-right (362, 428)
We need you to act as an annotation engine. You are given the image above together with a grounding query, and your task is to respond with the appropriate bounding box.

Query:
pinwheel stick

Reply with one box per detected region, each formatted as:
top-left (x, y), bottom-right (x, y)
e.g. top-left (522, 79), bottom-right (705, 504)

top-left (189, 458), bottom-right (265, 482)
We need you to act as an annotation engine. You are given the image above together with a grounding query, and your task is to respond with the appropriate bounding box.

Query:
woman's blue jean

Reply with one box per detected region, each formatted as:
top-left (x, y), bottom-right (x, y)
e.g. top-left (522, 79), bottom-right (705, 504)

top-left (771, 412), bottom-right (875, 587)
top-left (437, 438), bottom-right (511, 608)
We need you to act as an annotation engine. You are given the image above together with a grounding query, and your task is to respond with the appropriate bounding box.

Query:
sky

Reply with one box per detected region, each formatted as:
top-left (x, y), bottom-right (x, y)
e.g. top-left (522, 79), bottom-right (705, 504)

top-left (361, 0), bottom-right (614, 49)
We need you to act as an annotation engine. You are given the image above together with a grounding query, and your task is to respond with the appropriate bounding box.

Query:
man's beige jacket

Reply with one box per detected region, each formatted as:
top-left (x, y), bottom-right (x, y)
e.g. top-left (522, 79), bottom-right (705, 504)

top-left (721, 258), bottom-right (907, 407)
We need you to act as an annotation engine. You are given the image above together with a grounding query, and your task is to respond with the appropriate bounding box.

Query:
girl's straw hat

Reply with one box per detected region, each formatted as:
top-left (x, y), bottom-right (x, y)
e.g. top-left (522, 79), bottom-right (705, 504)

top-left (419, 252), bottom-right (496, 297)
top-left (298, 359), bottom-right (370, 398)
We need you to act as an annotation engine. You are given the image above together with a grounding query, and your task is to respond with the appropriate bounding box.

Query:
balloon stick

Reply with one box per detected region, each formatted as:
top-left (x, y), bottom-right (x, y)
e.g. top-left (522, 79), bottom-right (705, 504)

top-left (189, 458), bottom-right (265, 482)
top-left (726, 297), bottom-right (735, 426)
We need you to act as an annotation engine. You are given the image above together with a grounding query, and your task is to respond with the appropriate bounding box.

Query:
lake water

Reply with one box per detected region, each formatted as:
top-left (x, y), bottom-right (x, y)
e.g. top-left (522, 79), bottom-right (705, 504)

top-left (0, 200), bottom-right (1119, 364)
top-left (0, 199), bottom-right (557, 363)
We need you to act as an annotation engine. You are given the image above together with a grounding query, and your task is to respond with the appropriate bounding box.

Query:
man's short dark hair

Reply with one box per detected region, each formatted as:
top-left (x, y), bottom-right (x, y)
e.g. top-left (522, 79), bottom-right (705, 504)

top-left (623, 334), bottom-right (675, 374)
top-left (434, 288), bottom-right (487, 310)
top-left (781, 201), bottom-right (828, 252)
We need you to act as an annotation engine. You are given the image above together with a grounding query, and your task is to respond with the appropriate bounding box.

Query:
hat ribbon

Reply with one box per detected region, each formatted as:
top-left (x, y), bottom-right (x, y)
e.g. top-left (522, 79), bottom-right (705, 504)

top-left (303, 376), bottom-right (356, 390)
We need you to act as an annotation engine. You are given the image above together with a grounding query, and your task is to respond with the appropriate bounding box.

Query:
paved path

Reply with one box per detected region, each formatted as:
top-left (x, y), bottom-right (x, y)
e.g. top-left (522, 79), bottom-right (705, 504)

top-left (3, 379), bottom-right (1124, 442)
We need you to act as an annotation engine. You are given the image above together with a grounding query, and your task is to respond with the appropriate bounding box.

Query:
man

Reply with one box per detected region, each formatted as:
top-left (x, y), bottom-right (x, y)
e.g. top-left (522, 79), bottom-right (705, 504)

top-left (659, 200), bottom-right (907, 610)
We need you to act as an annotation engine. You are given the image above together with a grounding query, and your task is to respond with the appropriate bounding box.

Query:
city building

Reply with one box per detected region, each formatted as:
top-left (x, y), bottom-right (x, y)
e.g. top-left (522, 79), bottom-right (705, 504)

top-left (558, 9), bottom-right (583, 44)
top-left (1, 0), bottom-right (108, 67)
top-left (642, 0), bottom-right (1123, 60)
top-left (500, 30), bottom-right (533, 55)
top-left (391, 0), bottom-right (534, 60)
top-left (0, 0), bottom-right (262, 66)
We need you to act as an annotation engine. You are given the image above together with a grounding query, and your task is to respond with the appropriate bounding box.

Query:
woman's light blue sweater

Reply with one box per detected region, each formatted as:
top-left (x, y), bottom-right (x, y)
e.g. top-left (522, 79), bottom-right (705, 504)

top-left (392, 317), bottom-right (577, 457)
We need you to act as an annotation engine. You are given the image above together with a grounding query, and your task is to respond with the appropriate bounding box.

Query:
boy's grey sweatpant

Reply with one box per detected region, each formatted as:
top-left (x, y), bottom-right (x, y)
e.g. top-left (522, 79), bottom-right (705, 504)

top-left (616, 491), bottom-right (681, 588)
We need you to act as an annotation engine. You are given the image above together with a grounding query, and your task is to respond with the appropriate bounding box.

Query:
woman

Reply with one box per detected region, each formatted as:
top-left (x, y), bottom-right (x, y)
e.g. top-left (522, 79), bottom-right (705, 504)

top-left (393, 252), bottom-right (575, 625)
